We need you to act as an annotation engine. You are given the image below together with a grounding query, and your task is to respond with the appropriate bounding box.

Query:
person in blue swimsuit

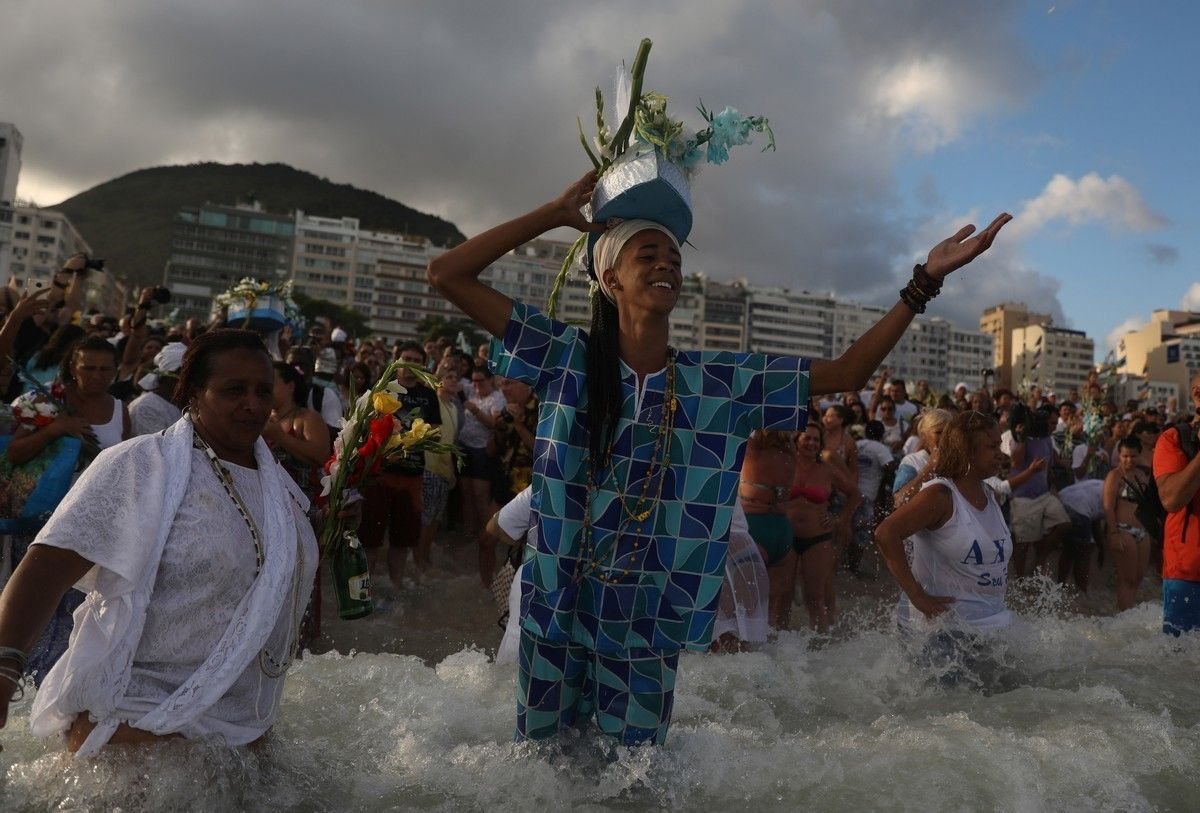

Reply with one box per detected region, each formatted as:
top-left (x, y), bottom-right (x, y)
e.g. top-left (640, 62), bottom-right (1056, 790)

top-left (429, 172), bottom-right (1008, 744)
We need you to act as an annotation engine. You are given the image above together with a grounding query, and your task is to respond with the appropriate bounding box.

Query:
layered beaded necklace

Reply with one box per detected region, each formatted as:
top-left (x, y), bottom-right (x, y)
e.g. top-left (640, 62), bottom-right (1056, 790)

top-left (575, 349), bottom-right (678, 583)
top-left (191, 428), bottom-right (303, 681)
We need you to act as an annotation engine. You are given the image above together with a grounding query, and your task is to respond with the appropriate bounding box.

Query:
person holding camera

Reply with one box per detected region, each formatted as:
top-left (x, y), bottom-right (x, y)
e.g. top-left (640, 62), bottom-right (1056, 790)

top-left (1154, 372), bottom-right (1200, 635)
top-left (109, 287), bottom-right (168, 402)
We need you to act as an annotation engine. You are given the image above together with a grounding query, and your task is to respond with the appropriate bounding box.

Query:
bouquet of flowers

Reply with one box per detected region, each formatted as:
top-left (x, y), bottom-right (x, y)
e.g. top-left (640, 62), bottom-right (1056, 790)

top-left (11, 382), bottom-right (67, 429)
top-left (9, 373), bottom-right (100, 463)
top-left (317, 358), bottom-right (459, 617)
top-left (213, 277), bottom-right (303, 331)
top-left (0, 370), bottom-right (95, 529)
top-left (582, 44), bottom-right (773, 179)
top-left (548, 38), bottom-right (775, 317)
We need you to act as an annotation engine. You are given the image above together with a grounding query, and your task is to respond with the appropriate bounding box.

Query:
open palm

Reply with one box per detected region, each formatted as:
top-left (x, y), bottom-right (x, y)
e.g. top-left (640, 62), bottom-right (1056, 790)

top-left (925, 213), bottom-right (1013, 280)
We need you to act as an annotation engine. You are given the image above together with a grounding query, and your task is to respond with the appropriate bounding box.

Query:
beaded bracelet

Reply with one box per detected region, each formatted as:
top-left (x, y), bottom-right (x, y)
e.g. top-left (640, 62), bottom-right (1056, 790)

top-left (899, 281), bottom-right (930, 313)
top-left (899, 263), bottom-right (942, 314)
top-left (912, 263), bottom-right (942, 293)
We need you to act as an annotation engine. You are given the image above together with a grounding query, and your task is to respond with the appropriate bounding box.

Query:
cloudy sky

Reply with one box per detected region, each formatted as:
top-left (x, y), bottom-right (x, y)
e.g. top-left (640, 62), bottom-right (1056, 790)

top-left (3, 0), bottom-right (1196, 357)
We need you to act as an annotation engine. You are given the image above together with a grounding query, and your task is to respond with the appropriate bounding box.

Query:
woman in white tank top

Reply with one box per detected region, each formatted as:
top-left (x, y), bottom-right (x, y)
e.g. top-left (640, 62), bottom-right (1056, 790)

top-left (875, 411), bottom-right (1012, 631)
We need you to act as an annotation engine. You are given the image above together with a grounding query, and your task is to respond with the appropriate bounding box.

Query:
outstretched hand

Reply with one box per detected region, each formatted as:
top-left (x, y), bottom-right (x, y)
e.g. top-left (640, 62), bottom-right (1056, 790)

top-left (924, 213), bottom-right (1013, 280)
top-left (552, 171), bottom-right (607, 234)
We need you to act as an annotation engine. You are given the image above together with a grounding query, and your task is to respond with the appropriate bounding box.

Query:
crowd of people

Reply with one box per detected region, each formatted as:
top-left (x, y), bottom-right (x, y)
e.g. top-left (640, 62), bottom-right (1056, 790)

top-left (0, 196), bottom-right (1197, 754)
top-left (0, 254), bottom-right (553, 751)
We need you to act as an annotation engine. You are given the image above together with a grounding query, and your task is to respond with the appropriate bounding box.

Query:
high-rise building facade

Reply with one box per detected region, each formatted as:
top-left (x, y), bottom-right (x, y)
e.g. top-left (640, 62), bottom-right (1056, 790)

top-left (745, 286), bottom-right (832, 358)
top-left (0, 123), bottom-right (22, 206)
top-left (1010, 324), bottom-right (1094, 396)
top-left (0, 124), bottom-right (22, 287)
top-left (979, 302), bottom-right (1053, 390)
top-left (2, 204), bottom-right (126, 315)
top-left (164, 201), bottom-right (296, 318)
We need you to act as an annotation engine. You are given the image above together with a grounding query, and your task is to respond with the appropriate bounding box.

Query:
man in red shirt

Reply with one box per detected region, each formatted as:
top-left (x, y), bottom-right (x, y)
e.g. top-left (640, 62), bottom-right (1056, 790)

top-left (1154, 372), bottom-right (1200, 635)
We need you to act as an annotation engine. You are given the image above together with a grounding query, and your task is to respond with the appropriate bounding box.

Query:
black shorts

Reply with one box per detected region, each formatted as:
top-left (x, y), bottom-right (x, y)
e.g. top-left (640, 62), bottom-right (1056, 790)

top-left (460, 446), bottom-right (493, 480)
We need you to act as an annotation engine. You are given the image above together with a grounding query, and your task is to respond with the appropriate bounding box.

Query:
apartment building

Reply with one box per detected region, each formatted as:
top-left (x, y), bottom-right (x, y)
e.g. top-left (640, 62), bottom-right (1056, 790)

top-left (979, 302), bottom-right (1053, 390)
top-left (0, 123), bottom-right (21, 205)
top-left (1010, 324), bottom-right (1095, 396)
top-left (1112, 309), bottom-right (1200, 401)
top-left (164, 200), bottom-right (296, 319)
top-left (1, 204), bottom-right (127, 315)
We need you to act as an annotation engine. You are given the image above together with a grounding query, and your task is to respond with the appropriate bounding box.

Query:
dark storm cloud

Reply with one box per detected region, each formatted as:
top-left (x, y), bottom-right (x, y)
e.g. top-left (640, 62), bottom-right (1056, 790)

top-left (1, 0), bottom-right (1055, 328)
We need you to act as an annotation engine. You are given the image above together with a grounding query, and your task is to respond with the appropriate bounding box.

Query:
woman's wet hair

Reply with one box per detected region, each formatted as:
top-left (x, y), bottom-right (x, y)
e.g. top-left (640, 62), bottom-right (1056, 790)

top-left (935, 410), bottom-right (997, 480)
top-left (272, 360), bottom-right (309, 407)
top-left (59, 335), bottom-right (118, 384)
top-left (826, 404), bottom-right (854, 427)
top-left (587, 290), bottom-right (623, 473)
top-left (1118, 435), bottom-right (1142, 454)
top-left (795, 419), bottom-right (825, 455)
top-left (748, 429), bottom-right (797, 455)
top-left (173, 329), bottom-right (270, 408)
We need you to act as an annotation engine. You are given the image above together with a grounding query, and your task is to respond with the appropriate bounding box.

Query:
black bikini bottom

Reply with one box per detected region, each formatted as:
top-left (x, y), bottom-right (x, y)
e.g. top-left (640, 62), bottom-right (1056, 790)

top-left (793, 532), bottom-right (833, 556)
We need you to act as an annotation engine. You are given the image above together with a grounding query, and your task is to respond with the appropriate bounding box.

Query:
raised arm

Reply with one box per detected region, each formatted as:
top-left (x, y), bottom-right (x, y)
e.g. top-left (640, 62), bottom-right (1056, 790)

top-left (427, 172), bottom-right (606, 338)
top-left (809, 214), bottom-right (1011, 396)
top-left (0, 287), bottom-right (51, 362)
top-left (119, 288), bottom-right (155, 381)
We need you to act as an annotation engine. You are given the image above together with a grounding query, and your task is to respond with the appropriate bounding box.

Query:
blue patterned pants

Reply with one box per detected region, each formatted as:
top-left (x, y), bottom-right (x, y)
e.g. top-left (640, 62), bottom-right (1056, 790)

top-left (515, 630), bottom-right (679, 746)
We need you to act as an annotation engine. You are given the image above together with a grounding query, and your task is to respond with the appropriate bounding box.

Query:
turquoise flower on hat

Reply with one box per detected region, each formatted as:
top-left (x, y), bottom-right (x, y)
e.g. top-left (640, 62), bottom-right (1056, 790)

top-left (706, 141), bottom-right (730, 165)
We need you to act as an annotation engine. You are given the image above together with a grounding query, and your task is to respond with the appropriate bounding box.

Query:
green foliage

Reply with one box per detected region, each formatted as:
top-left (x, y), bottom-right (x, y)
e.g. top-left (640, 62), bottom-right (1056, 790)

top-left (53, 162), bottom-right (467, 292)
top-left (293, 291), bottom-right (371, 338)
top-left (414, 315), bottom-right (487, 349)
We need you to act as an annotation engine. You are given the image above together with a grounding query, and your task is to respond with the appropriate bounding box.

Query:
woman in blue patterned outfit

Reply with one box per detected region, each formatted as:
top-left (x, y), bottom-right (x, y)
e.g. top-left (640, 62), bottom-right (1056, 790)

top-left (428, 172), bottom-right (1009, 745)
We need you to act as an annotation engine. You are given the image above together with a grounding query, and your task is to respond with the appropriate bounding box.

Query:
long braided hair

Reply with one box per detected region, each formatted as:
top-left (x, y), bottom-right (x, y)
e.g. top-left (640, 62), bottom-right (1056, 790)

top-left (586, 290), bottom-right (623, 474)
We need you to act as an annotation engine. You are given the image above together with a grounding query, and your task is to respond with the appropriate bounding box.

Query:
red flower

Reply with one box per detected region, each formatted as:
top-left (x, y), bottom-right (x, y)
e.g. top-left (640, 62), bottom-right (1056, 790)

top-left (369, 414), bottom-right (394, 443)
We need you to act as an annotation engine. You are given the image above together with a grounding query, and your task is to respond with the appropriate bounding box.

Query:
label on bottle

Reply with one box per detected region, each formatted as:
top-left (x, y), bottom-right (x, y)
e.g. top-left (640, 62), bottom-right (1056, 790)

top-left (348, 572), bottom-right (371, 601)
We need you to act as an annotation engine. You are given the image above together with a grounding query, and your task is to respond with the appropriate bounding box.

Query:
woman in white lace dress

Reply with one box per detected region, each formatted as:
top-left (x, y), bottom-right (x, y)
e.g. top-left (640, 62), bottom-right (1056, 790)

top-left (0, 330), bottom-right (318, 755)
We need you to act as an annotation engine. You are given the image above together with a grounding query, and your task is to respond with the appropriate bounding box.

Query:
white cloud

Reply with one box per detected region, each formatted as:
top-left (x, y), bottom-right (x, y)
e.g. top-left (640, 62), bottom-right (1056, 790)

top-left (1010, 172), bottom-right (1167, 238)
top-left (1181, 282), bottom-right (1200, 311)
top-left (1106, 316), bottom-right (1146, 353)
top-left (872, 56), bottom-right (1009, 150)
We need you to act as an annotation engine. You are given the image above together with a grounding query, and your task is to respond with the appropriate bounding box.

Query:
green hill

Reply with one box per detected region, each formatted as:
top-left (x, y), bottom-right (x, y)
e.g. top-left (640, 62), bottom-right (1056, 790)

top-left (53, 162), bottom-right (466, 290)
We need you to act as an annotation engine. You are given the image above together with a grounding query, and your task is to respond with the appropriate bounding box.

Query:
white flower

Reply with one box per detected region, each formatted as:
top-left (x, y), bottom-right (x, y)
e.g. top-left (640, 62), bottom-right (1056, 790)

top-left (385, 381), bottom-right (408, 396)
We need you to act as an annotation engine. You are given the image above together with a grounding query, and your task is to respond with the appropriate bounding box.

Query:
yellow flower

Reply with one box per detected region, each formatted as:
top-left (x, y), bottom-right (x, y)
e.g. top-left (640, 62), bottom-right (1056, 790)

top-left (384, 433), bottom-right (405, 453)
top-left (372, 391), bottom-right (402, 415)
top-left (400, 419), bottom-right (435, 449)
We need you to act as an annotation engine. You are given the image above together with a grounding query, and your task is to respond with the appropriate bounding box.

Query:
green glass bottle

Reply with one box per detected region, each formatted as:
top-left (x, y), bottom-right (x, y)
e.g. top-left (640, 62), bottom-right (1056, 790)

top-left (331, 529), bottom-right (373, 620)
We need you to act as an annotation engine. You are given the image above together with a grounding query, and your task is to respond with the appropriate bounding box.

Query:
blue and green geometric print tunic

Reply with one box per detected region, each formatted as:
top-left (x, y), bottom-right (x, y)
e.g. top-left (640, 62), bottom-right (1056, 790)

top-left (492, 301), bottom-right (810, 653)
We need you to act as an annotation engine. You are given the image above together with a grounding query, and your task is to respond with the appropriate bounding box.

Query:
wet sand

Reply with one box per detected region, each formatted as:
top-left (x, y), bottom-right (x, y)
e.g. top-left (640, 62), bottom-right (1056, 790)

top-left (312, 529), bottom-right (1160, 664)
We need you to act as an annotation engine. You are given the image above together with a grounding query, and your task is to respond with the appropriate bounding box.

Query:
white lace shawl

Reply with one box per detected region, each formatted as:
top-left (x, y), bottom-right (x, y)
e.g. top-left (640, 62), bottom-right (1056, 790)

top-left (28, 417), bottom-right (312, 756)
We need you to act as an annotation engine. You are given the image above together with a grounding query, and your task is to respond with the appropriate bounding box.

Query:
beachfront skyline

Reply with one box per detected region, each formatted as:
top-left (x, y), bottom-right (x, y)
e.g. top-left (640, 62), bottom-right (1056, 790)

top-left (2, 1), bottom-right (1195, 357)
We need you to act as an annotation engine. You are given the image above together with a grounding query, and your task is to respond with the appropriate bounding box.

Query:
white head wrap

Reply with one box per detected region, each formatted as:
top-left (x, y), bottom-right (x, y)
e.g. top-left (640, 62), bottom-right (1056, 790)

top-left (137, 341), bottom-right (187, 392)
top-left (591, 219), bottom-right (681, 305)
